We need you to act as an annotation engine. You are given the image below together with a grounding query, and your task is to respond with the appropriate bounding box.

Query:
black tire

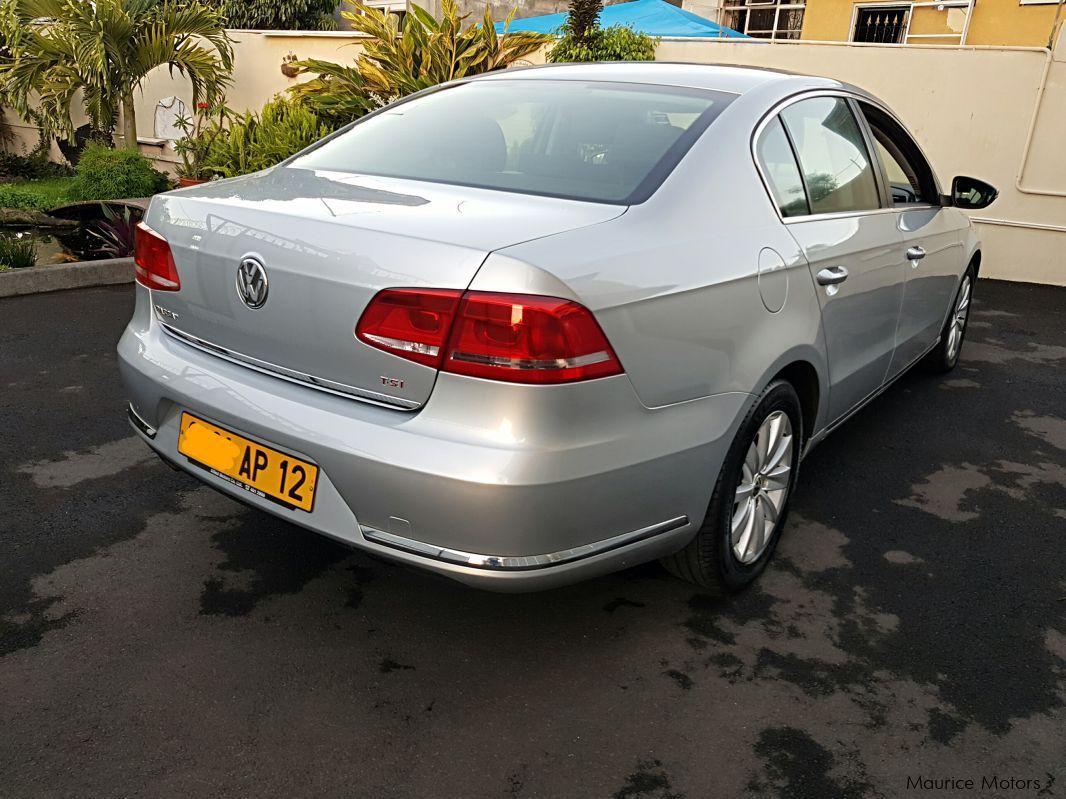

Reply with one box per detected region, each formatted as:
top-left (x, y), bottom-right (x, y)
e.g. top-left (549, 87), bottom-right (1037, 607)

top-left (661, 379), bottom-right (803, 593)
top-left (921, 265), bottom-right (975, 374)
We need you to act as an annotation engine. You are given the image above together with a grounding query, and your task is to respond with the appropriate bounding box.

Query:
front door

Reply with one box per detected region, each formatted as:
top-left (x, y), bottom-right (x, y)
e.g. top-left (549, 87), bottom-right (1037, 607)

top-left (854, 101), bottom-right (964, 375)
top-left (776, 96), bottom-right (905, 423)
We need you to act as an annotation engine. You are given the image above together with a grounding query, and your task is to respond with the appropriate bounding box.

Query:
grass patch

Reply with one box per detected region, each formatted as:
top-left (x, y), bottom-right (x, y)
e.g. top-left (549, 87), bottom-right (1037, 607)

top-left (0, 235), bottom-right (38, 268)
top-left (0, 177), bottom-right (77, 212)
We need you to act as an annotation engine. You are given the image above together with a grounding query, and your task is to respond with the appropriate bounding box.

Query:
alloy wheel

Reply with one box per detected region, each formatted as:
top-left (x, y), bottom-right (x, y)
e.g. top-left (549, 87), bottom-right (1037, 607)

top-left (732, 410), bottom-right (794, 565)
top-left (946, 275), bottom-right (971, 362)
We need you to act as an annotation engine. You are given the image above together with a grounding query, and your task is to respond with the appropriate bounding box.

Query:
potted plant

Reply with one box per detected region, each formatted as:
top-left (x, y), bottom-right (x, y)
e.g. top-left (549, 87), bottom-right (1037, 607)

top-left (174, 101), bottom-right (230, 186)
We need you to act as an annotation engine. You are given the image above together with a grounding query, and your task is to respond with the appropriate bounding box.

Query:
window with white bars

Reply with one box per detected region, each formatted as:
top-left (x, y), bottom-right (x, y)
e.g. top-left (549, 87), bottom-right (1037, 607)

top-left (721, 1), bottom-right (806, 40)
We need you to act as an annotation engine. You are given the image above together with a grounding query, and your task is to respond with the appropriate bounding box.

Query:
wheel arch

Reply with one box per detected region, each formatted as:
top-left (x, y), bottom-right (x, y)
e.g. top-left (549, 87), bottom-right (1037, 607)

top-left (747, 345), bottom-right (828, 445)
top-left (771, 360), bottom-right (820, 444)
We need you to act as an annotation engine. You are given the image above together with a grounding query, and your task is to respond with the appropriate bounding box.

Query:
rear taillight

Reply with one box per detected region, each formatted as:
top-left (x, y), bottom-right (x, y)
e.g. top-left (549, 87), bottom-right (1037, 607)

top-left (134, 222), bottom-right (180, 291)
top-left (356, 289), bottom-right (623, 384)
top-left (355, 288), bottom-right (463, 368)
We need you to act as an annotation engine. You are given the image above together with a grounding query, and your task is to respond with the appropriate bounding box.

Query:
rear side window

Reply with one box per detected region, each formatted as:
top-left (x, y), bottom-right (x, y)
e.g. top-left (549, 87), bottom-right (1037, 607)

top-left (780, 97), bottom-right (882, 215)
top-left (291, 80), bottom-right (736, 205)
top-left (756, 117), bottom-right (809, 217)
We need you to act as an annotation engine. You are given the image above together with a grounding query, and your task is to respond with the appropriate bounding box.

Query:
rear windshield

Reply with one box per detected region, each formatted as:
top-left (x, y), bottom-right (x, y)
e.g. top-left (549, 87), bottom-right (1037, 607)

top-left (290, 79), bottom-right (735, 204)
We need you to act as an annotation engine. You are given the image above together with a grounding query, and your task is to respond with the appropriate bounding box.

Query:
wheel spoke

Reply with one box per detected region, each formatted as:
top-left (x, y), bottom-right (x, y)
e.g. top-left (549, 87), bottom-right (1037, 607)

top-left (744, 442), bottom-right (759, 475)
top-left (761, 492), bottom-right (780, 525)
top-left (732, 497), bottom-right (753, 540)
top-left (765, 431), bottom-right (793, 472)
top-left (764, 464), bottom-right (791, 491)
top-left (733, 499), bottom-right (756, 558)
top-left (745, 501), bottom-right (765, 561)
top-left (760, 500), bottom-right (776, 550)
top-left (735, 481), bottom-right (755, 503)
top-left (755, 422), bottom-right (771, 471)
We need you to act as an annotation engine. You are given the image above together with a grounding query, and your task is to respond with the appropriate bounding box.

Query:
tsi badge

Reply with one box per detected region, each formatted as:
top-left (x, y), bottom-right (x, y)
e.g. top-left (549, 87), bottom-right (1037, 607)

top-left (380, 376), bottom-right (405, 390)
top-left (236, 256), bottom-right (269, 309)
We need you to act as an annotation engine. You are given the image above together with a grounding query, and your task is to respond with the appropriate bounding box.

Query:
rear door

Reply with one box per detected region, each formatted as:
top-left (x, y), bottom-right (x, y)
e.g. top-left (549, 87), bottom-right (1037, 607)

top-left (855, 100), bottom-right (963, 376)
top-left (761, 95), bottom-right (905, 424)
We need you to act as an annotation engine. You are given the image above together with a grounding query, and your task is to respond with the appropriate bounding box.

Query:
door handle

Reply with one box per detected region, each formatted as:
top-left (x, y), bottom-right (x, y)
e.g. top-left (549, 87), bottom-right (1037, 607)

top-left (816, 266), bottom-right (849, 286)
top-left (906, 246), bottom-right (926, 262)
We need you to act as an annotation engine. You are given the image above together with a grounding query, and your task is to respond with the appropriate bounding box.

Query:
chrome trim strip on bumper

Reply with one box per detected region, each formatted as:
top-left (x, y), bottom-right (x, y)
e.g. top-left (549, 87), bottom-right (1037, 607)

top-left (127, 403), bottom-right (157, 439)
top-left (361, 515), bottom-right (690, 571)
top-left (159, 323), bottom-right (420, 410)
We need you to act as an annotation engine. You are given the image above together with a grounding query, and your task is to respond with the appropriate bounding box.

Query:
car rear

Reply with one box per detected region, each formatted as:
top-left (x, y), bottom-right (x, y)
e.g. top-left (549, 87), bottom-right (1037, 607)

top-left (118, 75), bottom-right (743, 589)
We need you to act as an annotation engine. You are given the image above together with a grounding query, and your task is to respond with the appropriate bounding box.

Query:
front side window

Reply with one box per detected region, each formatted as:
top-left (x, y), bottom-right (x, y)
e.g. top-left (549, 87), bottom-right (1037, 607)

top-left (780, 97), bottom-right (882, 215)
top-left (857, 102), bottom-right (938, 205)
top-left (291, 80), bottom-right (735, 205)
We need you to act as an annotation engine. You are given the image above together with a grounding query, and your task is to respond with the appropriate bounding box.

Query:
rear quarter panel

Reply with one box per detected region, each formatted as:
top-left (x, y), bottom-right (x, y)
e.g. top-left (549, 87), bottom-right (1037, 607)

top-left (483, 91), bottom-right (828, 427)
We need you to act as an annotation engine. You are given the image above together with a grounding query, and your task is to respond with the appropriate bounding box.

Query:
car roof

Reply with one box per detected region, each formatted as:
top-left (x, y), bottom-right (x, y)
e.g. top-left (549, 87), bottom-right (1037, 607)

top-left (472, 61), bottom-right (847, 97)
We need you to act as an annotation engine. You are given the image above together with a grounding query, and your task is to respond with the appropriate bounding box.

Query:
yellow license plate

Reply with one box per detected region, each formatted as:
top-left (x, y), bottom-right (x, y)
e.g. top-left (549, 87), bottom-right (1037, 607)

top-left (177, 412), bottom-right (319, 512)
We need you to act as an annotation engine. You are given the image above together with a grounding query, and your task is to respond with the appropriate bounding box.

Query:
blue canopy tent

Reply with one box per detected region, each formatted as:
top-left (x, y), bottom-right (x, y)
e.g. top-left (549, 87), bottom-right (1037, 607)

top-left (494, 0), bottom-right (749, 39)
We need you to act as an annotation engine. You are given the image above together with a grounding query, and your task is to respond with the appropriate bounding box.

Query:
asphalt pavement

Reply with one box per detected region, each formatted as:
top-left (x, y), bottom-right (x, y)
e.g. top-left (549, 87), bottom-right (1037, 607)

top-left (1, 279), bottom-right (1064, 798)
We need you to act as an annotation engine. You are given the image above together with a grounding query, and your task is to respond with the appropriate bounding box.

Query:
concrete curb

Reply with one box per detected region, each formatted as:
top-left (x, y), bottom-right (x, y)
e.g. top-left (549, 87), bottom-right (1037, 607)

top-left (0, 258), bottom-right (133, 298)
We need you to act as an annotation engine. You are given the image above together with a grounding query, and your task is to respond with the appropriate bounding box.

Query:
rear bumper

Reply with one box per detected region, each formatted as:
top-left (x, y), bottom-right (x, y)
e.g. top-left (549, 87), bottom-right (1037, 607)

top-left (118, 286), bottom-right (749, 590)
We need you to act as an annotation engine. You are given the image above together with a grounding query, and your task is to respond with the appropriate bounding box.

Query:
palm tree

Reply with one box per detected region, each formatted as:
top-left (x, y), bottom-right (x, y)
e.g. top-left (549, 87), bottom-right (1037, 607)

top-left (0, 0), bottom-right (233, 149)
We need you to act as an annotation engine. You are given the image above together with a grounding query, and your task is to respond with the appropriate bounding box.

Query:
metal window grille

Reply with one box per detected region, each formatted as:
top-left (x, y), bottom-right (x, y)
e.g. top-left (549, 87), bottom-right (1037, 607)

top-left (852, 6), bottom-right (908, 42)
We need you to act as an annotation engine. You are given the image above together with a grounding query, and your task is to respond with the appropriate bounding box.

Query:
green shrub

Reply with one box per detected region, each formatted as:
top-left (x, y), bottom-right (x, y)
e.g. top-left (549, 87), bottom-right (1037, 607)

top-left (67, 144), bottom-right (171, 202)
top-left (547, 24), bottom-right (657, 62)
top-left (0, 150), bottom-right (74, 180)
top-left (203, 97), bottom-right (332, 178)
top-left (217, 0), bottom-right (337, 30)
top-left (0, 235), bottom-right (38, 268)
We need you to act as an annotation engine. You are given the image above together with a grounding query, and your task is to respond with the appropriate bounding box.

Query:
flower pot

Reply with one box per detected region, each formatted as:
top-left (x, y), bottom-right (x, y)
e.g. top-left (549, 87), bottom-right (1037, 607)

top-left (178, 177), bottom-right (208, 188)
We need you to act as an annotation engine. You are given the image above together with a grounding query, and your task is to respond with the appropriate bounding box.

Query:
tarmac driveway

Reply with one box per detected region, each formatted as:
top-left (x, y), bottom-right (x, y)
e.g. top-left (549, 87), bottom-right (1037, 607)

top-left (1, 279), bottom-right (1064, 798)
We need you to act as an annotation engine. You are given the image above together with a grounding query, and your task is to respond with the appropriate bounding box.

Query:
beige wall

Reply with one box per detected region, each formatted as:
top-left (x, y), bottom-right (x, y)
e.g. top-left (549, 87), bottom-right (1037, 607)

top-left (800, 0), bottom-right (1063, 47)
top-left (127, 31), bottom-right (368, 170)
top-left (658, 35), bottom-right (1066, 285)
top-left (5, 29), bottom-right (1065, 284)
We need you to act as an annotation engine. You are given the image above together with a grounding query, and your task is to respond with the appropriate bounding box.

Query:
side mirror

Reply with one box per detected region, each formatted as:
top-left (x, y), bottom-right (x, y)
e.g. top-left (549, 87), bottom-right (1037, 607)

top-left (949, 176), bottom-right (998, 210)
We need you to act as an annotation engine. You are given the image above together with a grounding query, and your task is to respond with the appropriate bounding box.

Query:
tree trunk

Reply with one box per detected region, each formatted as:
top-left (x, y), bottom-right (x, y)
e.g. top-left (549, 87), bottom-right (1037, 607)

top-left (121, 96), bottom-right (138, 151)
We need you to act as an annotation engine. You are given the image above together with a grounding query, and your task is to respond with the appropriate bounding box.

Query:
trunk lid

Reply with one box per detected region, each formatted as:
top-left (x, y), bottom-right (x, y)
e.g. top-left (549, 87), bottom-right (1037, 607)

top-left (146, 167), bottom-right (625, 408)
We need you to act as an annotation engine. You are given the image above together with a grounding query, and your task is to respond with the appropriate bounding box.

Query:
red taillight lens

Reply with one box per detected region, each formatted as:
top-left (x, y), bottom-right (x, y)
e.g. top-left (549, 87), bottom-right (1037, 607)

top-left (444, 292), bottom-right (622, 384)
top-left (134, 222), bottom-right (180, 291)
top-left (357, 289), bottom-right (623, 384)
top-left (355, 288), bottom-right (463, 368)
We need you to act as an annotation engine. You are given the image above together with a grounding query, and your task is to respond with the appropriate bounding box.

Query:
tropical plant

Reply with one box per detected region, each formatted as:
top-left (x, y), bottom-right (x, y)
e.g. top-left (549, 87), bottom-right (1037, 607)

top-left (201, 96), bottom-right (332, 178)
top-left (67, 143), bottom-right (172, 201)
top-left (562, 0), bottom-right (602, 43)
top-left (547, 0), bottom-right (657, 63)
top-left (173, 100), bottom-right (231, 180)
top-left (0, 233), bottom-right (37, 267)
top-left (291, 0), bottom-right (551, 126)
top-left (213, 0), bottom-right (337, 30)
top-left (547, 24), bottom-right (657, 62)
top-left (0, 0), bottom-right (234, 149)
top-left (86, 203), bottom-right (139, 258)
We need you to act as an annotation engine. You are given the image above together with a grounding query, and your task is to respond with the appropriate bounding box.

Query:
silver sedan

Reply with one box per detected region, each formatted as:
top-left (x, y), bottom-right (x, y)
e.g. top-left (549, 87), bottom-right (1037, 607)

top-left (119, 63), bottom-right (997, 592)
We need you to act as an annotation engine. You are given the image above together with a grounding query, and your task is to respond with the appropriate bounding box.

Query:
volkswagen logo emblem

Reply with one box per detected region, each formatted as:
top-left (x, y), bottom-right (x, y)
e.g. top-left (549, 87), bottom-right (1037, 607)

top-left (236, 257), bottom-right (268, 309)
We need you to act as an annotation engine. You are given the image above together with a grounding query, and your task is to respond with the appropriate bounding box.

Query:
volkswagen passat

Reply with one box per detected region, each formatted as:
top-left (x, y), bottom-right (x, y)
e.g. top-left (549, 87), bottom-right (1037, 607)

top-left (119, 63), bottom-right (997, 592)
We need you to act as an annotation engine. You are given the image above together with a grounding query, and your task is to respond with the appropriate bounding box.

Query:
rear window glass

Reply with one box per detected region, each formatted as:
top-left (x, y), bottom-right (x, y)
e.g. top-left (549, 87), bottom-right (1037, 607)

top-left (290, 79), bottom-right (735, 204)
